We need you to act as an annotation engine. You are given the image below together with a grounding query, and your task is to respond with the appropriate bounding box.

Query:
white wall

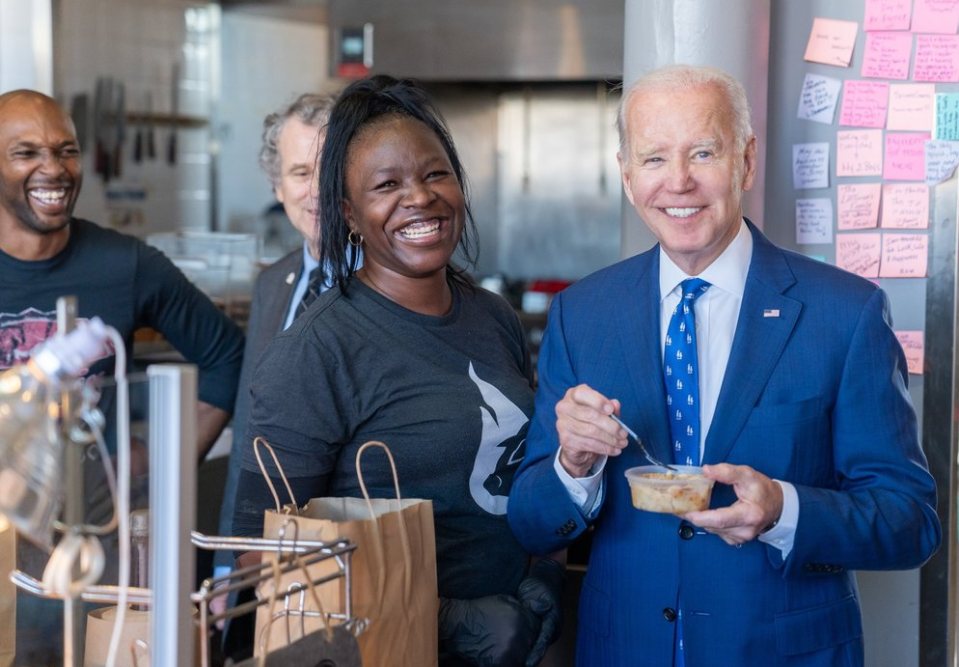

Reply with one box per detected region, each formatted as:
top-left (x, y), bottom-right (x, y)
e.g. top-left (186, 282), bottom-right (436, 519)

top-left (54, 0), bottom-right (218, 238)
top-left (215, 10), bottom-right (331, 256)
top-left (0, 0), bottom-right (52, 94)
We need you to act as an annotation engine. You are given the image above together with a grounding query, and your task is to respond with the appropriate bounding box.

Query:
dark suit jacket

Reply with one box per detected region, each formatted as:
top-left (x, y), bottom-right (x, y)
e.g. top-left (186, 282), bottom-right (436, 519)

top-left (216, 249), bottom-right (302, 566)
top-left (507, 222), bottom-right (940, 667)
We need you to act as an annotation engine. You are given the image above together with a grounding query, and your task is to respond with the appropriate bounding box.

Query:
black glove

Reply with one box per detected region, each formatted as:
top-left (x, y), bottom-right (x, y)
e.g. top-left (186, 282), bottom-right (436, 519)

top-left (517, 559), bottom-right (565, 667)
top-left (439, 594), bottom-right (542, 667)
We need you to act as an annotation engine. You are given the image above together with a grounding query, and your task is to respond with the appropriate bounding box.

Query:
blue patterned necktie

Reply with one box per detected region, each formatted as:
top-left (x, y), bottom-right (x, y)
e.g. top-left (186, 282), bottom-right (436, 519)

top-left (664, 278), bottom-right (709, 667)
top-left (294, 266), bottom-right (323, 319)
top-left (664, 278), bottom-right (710, 467)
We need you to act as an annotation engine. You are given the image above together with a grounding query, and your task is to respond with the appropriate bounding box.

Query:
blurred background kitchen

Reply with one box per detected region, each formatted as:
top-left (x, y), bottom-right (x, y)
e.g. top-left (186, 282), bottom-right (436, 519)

top-left (3, 0), bottom-right (958, 666)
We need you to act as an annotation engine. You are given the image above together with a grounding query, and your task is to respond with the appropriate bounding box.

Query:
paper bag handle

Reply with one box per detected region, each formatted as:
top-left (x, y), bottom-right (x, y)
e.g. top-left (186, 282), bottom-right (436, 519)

top-left (355, 441), bottom-right (414, 601)
top-left (258, 517), bottom-right (334, 663)
top-left (254, 437), bottom-right (300, 514)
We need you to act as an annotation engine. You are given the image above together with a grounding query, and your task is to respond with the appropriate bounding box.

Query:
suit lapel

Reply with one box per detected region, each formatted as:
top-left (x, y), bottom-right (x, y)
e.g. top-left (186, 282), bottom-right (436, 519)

top-left (704, 225), bottom-right (801, 464)
top-left (264, 253), bottom-right (302, 335)
top-left (615, 251), bottom-right (672, 464)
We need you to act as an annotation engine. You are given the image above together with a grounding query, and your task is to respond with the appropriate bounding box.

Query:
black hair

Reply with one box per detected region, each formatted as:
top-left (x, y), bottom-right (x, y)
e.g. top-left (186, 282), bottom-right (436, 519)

top-left (319, 74), bottom-right (478, 292)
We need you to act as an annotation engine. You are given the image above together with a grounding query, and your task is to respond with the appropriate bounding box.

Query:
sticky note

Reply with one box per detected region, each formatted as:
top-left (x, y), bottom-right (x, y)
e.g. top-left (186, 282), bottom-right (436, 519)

top-left (894, 331), bottom-right (924, 375)
top-left (797, 73), bottom-right (842, 124)
top-left (836, 233), bottom-right (882, 278)
top-left (862, 32), bottom-right (913, 80)
top-left (837, 130), bottom-right (884, 177)
top-left (913, 0), bottom-right (959, 34)
top-left (925, 139), bottom-right (959, 184)
top-left (884, 132), bottom-right (930, 181)
top-left (887, 84), bottom-right (935, 131)
top-left (796, 198), bottom-right (834, 244)
top-left (804, 18), bottom-right (859, 67)
top-left (913, 35), bottom-right (959, 83)
top-left (880, 233), bottom-right (928, 278)
top-left (864, 0), bottom-right (913, 31)
top-left (793, 143), bottom-right (830, 189)
top-left (838, 183), bottom-right (882, 230)
top-left (881, 183), bottom-right (930, 229)
top-left (934, 92), bottom-right (959, 139)
top-left (839, 80), bottom-right (890, 128)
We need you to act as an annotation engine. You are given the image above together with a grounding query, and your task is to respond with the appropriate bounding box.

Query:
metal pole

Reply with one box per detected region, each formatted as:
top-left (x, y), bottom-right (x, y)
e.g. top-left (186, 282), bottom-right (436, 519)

top-left (147, 364), bottom-right (197, 667)
top-left (56, 296), bottom-right (82, 667)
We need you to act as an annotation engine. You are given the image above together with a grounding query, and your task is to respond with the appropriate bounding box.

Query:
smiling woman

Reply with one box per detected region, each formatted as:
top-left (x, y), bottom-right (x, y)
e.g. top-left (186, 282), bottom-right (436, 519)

top-left (231, 76), bottom-right (565, 667)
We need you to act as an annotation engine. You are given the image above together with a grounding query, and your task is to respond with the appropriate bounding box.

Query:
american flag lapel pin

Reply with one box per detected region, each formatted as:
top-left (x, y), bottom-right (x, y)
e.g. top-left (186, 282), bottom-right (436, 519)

top-left (763, 309), bottom-right (780, 318)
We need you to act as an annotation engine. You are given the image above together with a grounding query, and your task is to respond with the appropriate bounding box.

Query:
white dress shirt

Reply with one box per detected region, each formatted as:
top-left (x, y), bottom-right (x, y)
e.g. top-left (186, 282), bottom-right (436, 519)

top-left (555, 220), bottom-right (799, 556)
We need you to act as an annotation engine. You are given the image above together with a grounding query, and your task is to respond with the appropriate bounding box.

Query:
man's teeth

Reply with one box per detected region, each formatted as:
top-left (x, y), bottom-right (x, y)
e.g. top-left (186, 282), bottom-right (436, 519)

top-left (665, 207), bottom-right (701, 218)
top-left (399, 221), bottom-right (440, 238)
top-left (30, 189), bottom-right (67, 205)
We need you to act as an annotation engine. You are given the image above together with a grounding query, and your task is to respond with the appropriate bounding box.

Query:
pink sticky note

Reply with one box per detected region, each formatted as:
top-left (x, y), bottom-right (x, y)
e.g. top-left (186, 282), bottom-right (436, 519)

top-left (894, 331), bottom-right (924, 375)
top-left (839, 80), bottom-right (890, 127)
top-left (865, 0), bottom-right (913, 31)
top-left (837, 130), bottom-right (884, 176)
top-left (838, 183), bottom-right (882, 230)
top-left (887, 84), bottom-right (936, 131)
top-left (913, 35), bottom-right (959, 82)
top-left (884, 132), bottom-right (930, 180)
top-left (880, 233), bottom-right (929, 277)
top-left (862, 32), bottom-right (914, 79)
top-left (913, 0), bottom-right (959, 34)
top-left (837, 233), bottom-right (882, 277)
top-left (805, 18), bottom-right (860, 67)
top-left (881, 184), bottom-right (930, 228)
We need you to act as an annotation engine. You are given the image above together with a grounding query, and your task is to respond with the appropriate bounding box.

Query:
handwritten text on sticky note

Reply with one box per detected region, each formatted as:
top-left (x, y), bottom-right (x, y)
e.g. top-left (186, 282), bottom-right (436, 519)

top-left (837, 233), bottom-right (882, 278)
top-left (865, 0), bottom-right (913, 31)
top-left (839, 80), bottom-right (890, 128)
top-left (925, 139), bottom-right (959, 184)
top-left (838, 183), bottom-right (882, 230)
top-left (881, 184), bottom-right (930, 229)
top-left (880, 233), bottom-right (929, 278)
top-left (805, 18), bottom-right (859, 67)
top-left (894, 330), bottom-right (924, 375)
top-left (793, 143), bottom-right (830, 189)
top-left (796, 198), bottom-right (834, 245)
top-left (913, 0), bottom-right (959, 34)
top-left (884, 132), bottom-right (930, 181)
top-left (862, 32), bottom-right (913, 80)
top-left (913, 34), bottom-right (959, 82)
top-left (797, 73), bottom-right (842, 124)
top-left (935, 92), bottom-right (959, 140)
top-left (837, 130), bottom-right (884, 177)
top-left (887, 84), bottom-right (935, 131)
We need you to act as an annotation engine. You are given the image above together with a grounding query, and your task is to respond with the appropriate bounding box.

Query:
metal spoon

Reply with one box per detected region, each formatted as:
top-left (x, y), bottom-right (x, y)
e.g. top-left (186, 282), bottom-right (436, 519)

top-left (609, 414), bottom-right (678, 471)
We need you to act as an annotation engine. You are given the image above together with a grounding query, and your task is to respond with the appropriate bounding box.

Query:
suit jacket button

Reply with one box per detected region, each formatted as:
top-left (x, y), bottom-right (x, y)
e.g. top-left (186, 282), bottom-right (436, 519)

top-left (679, 524), bottom-right (694, 540)
top-left (663, 607), bottom-right (677, 622)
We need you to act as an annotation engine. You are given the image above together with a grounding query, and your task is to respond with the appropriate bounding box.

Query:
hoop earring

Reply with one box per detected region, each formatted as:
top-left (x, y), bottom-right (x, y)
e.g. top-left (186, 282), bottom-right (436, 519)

top-left (348, 230), bottom-right (364, 247)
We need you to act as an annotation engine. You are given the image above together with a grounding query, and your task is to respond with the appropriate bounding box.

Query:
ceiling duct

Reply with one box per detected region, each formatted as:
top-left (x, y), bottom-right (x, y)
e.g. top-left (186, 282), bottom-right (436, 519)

top-left (327, 0), bottom-right (624, 82)
top-left (218, 0), bottom-right (329, 25)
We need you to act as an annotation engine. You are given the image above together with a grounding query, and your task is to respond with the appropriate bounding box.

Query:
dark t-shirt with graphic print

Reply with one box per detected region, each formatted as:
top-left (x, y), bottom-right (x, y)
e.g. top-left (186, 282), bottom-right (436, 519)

top-left (0, 217), bottom-right (243, 411)
top-left (235, 279), bottom-right (534, 600)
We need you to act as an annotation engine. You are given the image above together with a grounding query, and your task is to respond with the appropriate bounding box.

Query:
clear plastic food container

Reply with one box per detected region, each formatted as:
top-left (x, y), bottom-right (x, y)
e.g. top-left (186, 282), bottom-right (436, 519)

top-left (624, 465), bottom-right (715, 514)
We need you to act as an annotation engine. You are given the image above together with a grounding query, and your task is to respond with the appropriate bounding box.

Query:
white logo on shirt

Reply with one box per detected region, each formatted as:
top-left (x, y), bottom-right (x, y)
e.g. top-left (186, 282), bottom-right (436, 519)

top-left (468, 362), bottom-right (528, 515)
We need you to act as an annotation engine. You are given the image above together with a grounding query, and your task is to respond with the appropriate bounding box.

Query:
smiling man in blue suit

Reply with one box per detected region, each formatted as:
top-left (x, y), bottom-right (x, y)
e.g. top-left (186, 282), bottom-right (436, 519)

top-left (507, 64), bottom-right (941, 667)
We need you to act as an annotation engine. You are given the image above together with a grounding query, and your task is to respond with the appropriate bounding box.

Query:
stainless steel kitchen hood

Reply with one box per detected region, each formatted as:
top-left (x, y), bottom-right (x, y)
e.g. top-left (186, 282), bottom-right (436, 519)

top-left (219, 0), bottom-right (328, 25)
top-left (328, 0), bottom-right (624, 82)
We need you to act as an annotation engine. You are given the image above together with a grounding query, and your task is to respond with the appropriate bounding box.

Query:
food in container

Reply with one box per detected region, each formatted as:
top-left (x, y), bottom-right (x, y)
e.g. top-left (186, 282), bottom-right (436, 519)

top-left (624, 465), bottom-right (715, 514)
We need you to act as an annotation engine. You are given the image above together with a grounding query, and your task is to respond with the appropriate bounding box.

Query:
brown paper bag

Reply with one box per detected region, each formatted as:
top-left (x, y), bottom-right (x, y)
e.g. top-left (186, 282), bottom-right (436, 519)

top-left (0, 527), bottom-right (15, 667)
top-left (254, 440), bottom-right (438, 667)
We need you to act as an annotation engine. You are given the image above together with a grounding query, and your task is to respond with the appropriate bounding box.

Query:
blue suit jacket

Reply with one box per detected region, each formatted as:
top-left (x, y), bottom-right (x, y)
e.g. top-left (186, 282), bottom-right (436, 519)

top-left (508, 222), bottom-right (940, 667)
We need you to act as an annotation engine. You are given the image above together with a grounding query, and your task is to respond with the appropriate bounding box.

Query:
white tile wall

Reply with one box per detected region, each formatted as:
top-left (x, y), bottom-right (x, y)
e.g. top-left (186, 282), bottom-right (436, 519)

top-left (55, 0), bottom-right (218, 237)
